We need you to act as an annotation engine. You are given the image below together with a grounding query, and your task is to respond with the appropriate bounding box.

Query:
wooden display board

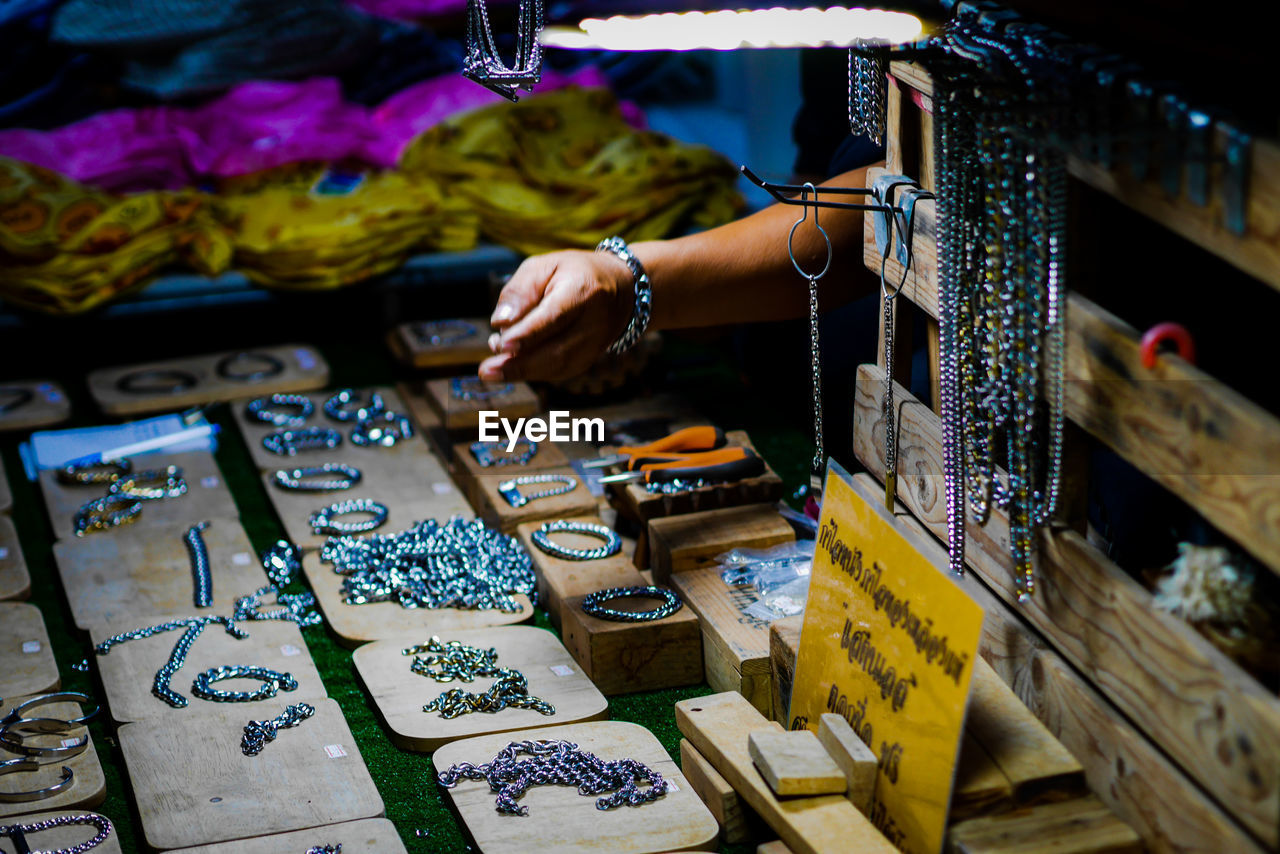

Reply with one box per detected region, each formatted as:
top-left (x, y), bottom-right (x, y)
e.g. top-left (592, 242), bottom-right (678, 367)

top-left (300, 552), bottom-right (532, 649)
top-left (89, 616), bottom-right (327, 724)
top-left (53, 518), bottom-right (268, 629)
top-left (768, 615), bottom-right (802, 726)
top-left (610, 432), bottom-right (785, 523)
top-left (0, 515), bottom-right (31, 601)
top-left (423, 377), bottom-right (539, 433)
top-left (0, 811), bottom-right (121, 853)
top-left (38, 451), bottom-right (239, 541)
top-left (434, 720), bottom-right (718, 854)
top-left (0, 697), bottom-right (107, 818)
top-left (514, 515), bottom-right (646, 630)
top-left (351, 626), bottom-right (608, 752)
top-left (0, 602), bottom-right (58, 698)
top-left (451, 438), bottom-right (571, 509)
top-left (472, 465), bottom-right (598, 534)
top-left (118, 698), bottom-right (383, 851)
top-left (948, 795), bottom-right (1142, 854)
top-left (671, 568), bottom-right (774, 716)
top-left (170, 818), bottom-right (406, 853)
top-left (0, 379), bottom-right (71, 433)
top-left (388, 317), bottom-right (493, 370)
top-left (680, 738), bottom-right (762, 845)
top-left (560, 590), bottom-right (703, 695)
top-left (0, 454), bottom-right (11, 514)
top-left (648, 504), bottom-right (795, 584)
top-left (88, 344), bottom-right (329, 416)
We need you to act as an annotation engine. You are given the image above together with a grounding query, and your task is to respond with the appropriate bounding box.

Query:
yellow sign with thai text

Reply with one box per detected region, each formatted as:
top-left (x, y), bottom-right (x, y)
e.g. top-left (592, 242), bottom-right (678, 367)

top-left (790, 460), bottom-right (984, 854)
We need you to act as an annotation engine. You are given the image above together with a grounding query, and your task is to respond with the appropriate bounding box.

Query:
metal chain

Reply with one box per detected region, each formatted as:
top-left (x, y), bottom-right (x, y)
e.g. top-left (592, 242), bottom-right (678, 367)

top-left (262, 427), bottom-right (342, 457)
top-left (72, 493), bottom-right (142, 536)
top-left (323, 389), bottom-right (384, 423)
top-left (241, 702), bottom-right (315, 756)
top-left (273, 463), bottom-right (362, 493)
top-left (182, 521), bottom-right (214, 608)
top-left (246, 394), bottom-right (314, 428)
top-left (192, 665), bottom-right (298, 702)
top-left (470, 440), bottom-right (537, 467)
top-left (807, 271), bottom-right (824, 491)
top-left (94, 617), bottom-right (249, 708)
top-left (498, 474), bottom-right (577, 508)
top-left (0, 813), bottom-right (113, 854)
top-left (404, 637), bottom-right (554, 719)
top-left (530, 520), bottom-right (621, 562)
top-left (581, 586), bottom-right (682, 622)
top-left (308, 498), bottom-right (389, 535)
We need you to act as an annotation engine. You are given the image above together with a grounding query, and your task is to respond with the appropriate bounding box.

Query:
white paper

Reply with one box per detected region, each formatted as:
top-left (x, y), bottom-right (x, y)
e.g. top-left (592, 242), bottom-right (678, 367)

top-left (28, 414), bottom-right (215, 469)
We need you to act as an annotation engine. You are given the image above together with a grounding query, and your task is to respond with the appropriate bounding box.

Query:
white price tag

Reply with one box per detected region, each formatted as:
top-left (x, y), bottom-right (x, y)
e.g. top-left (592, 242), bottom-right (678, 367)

top-left (0, 547), bottom-right (9, 560)
top-left (61, 738), bottom-right (81, 748)
top-left (232, 552), bottom-right (251, 566)
top-left (200, 476), bottom-right (220, 489)
top-left (324, 744), bottom-right (347, 759)
top-left (431, 482), bottom-right (454, 495)
top-left (21, 640), bottom-right (40, 654)
top-left (280, 644), bottom-right (302, 657)
top-left (665, 780), bottom-right (679, 793)
top-left (548, 664), bottom-right (574, 677)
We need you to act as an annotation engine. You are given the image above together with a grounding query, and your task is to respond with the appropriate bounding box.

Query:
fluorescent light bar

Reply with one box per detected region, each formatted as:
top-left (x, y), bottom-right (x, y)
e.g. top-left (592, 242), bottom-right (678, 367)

top-left (541, 7), bottom-right (925, 51)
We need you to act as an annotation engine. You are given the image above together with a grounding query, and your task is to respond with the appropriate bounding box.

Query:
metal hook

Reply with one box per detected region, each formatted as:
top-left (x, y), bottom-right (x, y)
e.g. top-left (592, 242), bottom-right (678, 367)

top-left (788, 184), bottom-right (833, 281)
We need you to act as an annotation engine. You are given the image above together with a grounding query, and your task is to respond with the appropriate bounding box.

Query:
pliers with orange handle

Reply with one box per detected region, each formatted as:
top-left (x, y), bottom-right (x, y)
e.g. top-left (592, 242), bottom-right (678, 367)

top-left (581, 425), bottom-right (725, 470)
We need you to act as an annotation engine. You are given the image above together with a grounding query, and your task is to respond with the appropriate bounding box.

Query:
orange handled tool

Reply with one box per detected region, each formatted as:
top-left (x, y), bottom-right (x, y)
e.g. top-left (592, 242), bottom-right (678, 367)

top-left (599, 447), bottom-right (763, 485)
top-left (582, 425), bottom-right (725, 469)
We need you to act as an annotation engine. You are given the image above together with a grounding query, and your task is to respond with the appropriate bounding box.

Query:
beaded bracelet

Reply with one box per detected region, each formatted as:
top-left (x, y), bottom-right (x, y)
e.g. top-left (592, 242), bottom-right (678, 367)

top-left (191, 665), bottom-right (299, 702)
top-left (246, 394), bottom-right (314, 427)
top-left (73, 494), bottom-right (143, 536)
top-left (57, 459), bottom-right (131, 485)
top-left (530, 520), bottom-right (622, 561)
top-left (274, 463), bottom-right (362, 492)
top-left (309, 499), bottom-right (389, 535)
top-left (498, 474), bottom-right (577, 508)
top-left (109, 465), bottom-right (187, 500)
top-left (323, 388), bottom-right (385, 423)
top-left (581, 585), bottom-right (683, 622)
top-left (262, 427), bottom-right (343, 456)
top-left (350, 412), bottom-right (414, 448)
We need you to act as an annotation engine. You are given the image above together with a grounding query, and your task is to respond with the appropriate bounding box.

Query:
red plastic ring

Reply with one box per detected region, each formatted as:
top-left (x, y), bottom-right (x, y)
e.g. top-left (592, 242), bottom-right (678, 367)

top-left (1140, 322), bottom-right (1196, 369)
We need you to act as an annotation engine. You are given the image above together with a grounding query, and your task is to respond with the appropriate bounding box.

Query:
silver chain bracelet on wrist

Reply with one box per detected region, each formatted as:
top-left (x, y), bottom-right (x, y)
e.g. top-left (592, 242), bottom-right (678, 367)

top-left (262, 427), bottom-right (342, 456)
top-left (246, 394), bottom-right (314, 428)
top-left (191, 665), bottom-right (299, 702)
top-left (581, 585), bottom-right (682, 622)
top-left (597, 235), bottom-right (652, 355)
top-left (273, 463), bottom-right (362, 492)
top-left (309, 498), bottom-right (389, 535)
top-left (498, 474), bottom-right (577, 508)
top-left (530, 520), bottom-right (621, 561)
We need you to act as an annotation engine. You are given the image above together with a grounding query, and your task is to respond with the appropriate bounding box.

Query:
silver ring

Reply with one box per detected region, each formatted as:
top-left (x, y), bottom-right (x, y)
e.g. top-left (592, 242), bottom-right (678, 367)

top-left (0, 759), bottom-right (74, 802)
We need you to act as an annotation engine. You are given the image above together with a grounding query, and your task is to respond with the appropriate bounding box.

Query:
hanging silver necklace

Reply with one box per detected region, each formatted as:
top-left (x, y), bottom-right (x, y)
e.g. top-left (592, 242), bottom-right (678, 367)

top-left (788, 185), bottom-right (833, 503)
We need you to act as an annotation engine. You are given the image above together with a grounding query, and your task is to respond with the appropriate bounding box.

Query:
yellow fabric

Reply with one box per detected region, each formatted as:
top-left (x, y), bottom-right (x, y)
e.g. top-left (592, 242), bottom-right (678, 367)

top-left (0, 157), bottom-right (230, 314)
top-left (400, 87), bottom-right (743, 255)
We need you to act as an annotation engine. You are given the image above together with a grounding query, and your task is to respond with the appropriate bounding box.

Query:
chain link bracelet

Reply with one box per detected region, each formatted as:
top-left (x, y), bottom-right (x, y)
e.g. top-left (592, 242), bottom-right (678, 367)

top-left (405, 636), bottom-right (554, 719)
top-left (0, 811), bottom-right (112, 852)
top-left (108, 465), bottom-right (187, 500)
top-left (323, 388), bottom-right (384, 423)
top-left (597, 236), bottom-right (652, 355)
top-left (273, 463), bottom-right (362, 492)
top-left (183, 521), bottom-right (214, 608)
top-left (530, 520), bottom-right (621, 561)
top-left (498, 474), bottom-right (577, 508)
top-left (309, 499), bottom-right (389, 535)
top-left (350, 411), bottom-right (414, 448)
top-left (57, 459), bottom-right (130, 486)
top-left (73, 493), bottom-right (142, 536)
top-left (581, 585), bottom-right (683, 622)
top-left (262, 427), bottom-right (342, 456)
top-left (192, 665), bottom-right (298, 702)
top-left (246, 393), bottom-right (314, 427)
top-left (241, 702), bottom-right (315, 756)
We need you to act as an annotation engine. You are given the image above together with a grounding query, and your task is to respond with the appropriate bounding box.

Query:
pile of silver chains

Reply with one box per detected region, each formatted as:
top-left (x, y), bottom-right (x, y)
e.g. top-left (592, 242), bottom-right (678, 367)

top-left (848, 47), bottom-right (887, 145)
top-left (241, 702), bottom-right (315, 756)
top-left (320, 517), bottom-right (534, 611)
top-left (438, 739), bottom-right (668, 816)
top-left (404, 637), bottom-right (554, 719)
top-left (463, 0), bottom-right (544, 101)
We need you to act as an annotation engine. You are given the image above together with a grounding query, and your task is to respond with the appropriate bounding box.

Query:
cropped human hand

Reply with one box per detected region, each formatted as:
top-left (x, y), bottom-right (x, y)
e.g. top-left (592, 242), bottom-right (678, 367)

top-left (478, 249), bottom-right (634, 382)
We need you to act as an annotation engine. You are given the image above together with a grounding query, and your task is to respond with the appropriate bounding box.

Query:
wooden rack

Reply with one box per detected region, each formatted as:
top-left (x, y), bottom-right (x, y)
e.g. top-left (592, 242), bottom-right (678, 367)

top-left (858, 61), bottom-right (1280, 853)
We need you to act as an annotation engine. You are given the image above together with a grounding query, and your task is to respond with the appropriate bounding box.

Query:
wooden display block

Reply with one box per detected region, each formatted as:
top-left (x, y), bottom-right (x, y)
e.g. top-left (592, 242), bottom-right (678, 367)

top-left (748, 730), bottom-right (846, 797)
top-left (53, 518), bottom-right (268, 629)
top-left (0, 379), bottom-right (71, 433)
top-left (170, 818), bottom-right (406, 853)
top-left (434, 720), bottom-right (718, 854)
top-left (952, 732), bottom-right (1015, 822)
top-left (473, 465), bottom-right (598, 534)
top-left (671, 568), bottom-right (774, 716)
top-left (611, 432), bottom-right (785, 523)
top-left (38, 450), bottom-right (239, 541)
top-left (680, 738), bottom-right (762, 845)
top-left (231, 385), bottom-right (433, 472)
top-left (388, 317), bottom-right (493, 370)
top-left (769, 616), bottom-right (803, 726)
top-left (351, 626), bottom-right (607, 752)
top-left (515, 515), bottom-right (646, 629)
top-left (119, 698), bottom-right (383, 850)
top-left (560, 589), bottom-right (703, 695)
top-left (0, 812), bottom-right (120, 853)
top-left (451, 438), bottom-right (570, 509)
top-left (300, 552), bottom-right (532, 649)
top-left (816, 714), bottom-right (876, 815)
top-left (649, 504), bottom-right (795, 584)
top-left (948, 796), bottom-right (1143, 854)
top-left (90, 616), bottom-right (326, 724)
top-left (0, 602), bottom-right (58, 698)
top-left (0, 515), bottom-right (30, 601)
top-left (0, 697), bottom-right (107, 818)
top-left (675, 692), bottom-right (896, 854)
top-left (88, 344), bottom-right (329, 416)
top-left (424, 376), bottom-right (539, 433)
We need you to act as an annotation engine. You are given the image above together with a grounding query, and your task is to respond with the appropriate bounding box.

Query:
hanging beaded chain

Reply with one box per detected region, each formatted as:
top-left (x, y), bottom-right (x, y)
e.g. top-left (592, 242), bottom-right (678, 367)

top-left (309, 499), bottom-right (389, 535)
top-left (581, 586), bottom-right (683, 623)
top-left (262, 427), bottom-right (342, 456)
top-left (350, 411), bottom-right (414, 448)
top-left (321, 517), bottom-right (534, 611)
top-left (404, 637), bottom-right (554, 719)
top-left (57, 459), bottom-right (131, 486)
top-left (530, 520), bottom-right (622, 562)
top-left (848, 46), bottom-right (888, 145)
top-left (183, 521), bottom-right (214, 608)
top-left (322, 389), bottom-right (384, 423)
top-left (246, 394), bottom-right (314, 428)
top-left (273, 463), bottom-right (362, 492)
top-left (497, 474), bottom-right (577, 508)
top-left (94, 617), bottom-right (250, 708)
top-left (411, 320), bottom-right (477, 347)
top-left (0, 813), bottom-right (113, 854)
top-left (450, 376), bottom-right (513, 401)
top-left (469, 439), bottom-right (538, 468)
top-left (191, 665), bottom-right (298, 702)
top-left (462, 0), bottom-right (544, 101)
top-left (240, 702), bottom-right (315, 756)
top-left (438, 739), bottom-right (668, 816)
top-left (73, 493), bottom-right (142, 536)
top-left (108, 465), bottom-right (187, 501)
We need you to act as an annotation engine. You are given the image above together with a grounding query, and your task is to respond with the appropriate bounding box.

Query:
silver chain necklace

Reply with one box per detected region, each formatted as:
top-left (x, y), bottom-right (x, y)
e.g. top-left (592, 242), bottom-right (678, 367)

top-left (0, 813), bottom-right (113, 854)
top-left (241, 702), bottom-right (315, 756)
top-left (404, 637), bottom-right (554, 719)
top-left (463, 0), bottom-right (544, 101)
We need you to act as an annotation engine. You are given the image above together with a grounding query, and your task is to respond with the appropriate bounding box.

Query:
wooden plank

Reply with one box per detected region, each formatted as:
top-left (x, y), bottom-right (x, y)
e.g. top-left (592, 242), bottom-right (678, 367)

top-left (87, 344), bottom-right (328, 416)
top-left (680, 738), bottom-right (760, 845)
top-left (423, 377), bottom-right (540, 433)
top-left (748, 730), bottom-right (846, 797)
top-left (299, 551), bottom-right (532, 649)
top-left (451, 437), bottom-right (570, 510)
top-left (816, 714), bottom-right (877, 815)
top-left (671, 568), bottom-right (773, 716)
top-left (0, 811), bottom-right (121, 853)
top-left (560, 589), bottom-right (703, 695)
top-left (38, 450), bottom-right (239, 541)
top-left (433, 720), bottom-right (719, 854)
top-left (472, 465), bottom-right (599, 534)
top-left (0, 379), bottom-right (71, 433)
top-left (886, 74), bottom-right (905, 175)
top-left (846, 472), bottom-right (1267, 854)
top-left (675, 692), bottom-right (897, 854)
top-left (118, 698), bottom-right (383, 850)
top-left (514, 514), bottom-right (646, 630)
top-left (769, 615), bottom-right (803, 726)
top-left (862, 166), bottom-right (939, 317)
top-left (952, 732), bottom-right (1015, 822)
top-left (0, 602), bottom-right (59, 698)
top-left (757, 844), bottom-right (794, 854)
top-left (89, 615), bottom-right (327, 724)
top-left (0, 515), bottom-right (31, 601)
top-left (169, 818), bottom-right (405, 853)
top-left (948, 795), bottom-right (1142, 854)
top-left (387, 317), bottom-right (493, 370)
top-left (648, 504), bottom-right (795, 584)
top-left (852, 363), bottom-right (1280, 845)
top-left (350, 626), bottom-right (607, 752)
top-left (0, 697), bottom-right (106, 818)
top-left (52, 517), bottom-right (269, 629)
